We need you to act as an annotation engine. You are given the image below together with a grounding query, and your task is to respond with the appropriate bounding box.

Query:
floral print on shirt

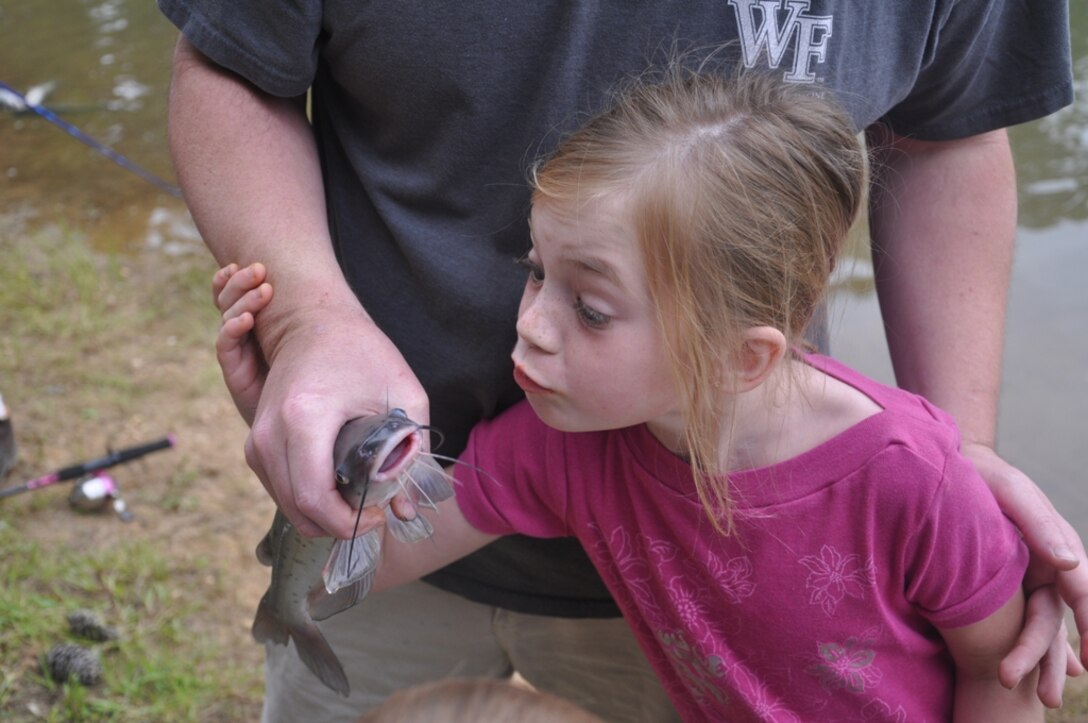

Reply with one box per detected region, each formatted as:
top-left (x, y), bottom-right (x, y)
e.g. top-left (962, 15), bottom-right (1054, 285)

top-left (799, 544), bottom-right (876, 616)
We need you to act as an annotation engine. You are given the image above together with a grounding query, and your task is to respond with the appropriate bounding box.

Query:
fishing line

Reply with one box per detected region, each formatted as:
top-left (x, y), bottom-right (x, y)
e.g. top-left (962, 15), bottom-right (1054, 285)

top-left (0, 80), bottom-right (182, 198)
top-left (346, 482), bottom-right (370, 574)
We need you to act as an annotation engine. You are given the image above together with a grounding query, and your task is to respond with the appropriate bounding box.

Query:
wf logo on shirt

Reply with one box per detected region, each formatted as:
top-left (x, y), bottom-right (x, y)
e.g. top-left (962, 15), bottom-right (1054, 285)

top-left (728, 0), bottom-right (833, 83)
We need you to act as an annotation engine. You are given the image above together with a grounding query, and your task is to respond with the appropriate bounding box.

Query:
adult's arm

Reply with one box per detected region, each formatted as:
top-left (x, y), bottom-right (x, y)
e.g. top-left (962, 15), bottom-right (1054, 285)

top-left (168, 35), bottom-right (428, 538)
top-left (867, 127), bottom-right (1088, 695)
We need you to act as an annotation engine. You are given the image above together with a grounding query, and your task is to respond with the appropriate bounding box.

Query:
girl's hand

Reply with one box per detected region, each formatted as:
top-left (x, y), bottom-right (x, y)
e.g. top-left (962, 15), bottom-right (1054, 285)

top-left (964, 441), bottom-right (1088, 706)
top-left (213, 263), bottom-right (273, 426)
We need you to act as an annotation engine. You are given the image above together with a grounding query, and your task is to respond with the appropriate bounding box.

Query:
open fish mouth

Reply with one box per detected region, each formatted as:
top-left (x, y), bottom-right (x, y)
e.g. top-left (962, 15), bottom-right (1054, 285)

top-left (374, 433), bottom-right (420, 480)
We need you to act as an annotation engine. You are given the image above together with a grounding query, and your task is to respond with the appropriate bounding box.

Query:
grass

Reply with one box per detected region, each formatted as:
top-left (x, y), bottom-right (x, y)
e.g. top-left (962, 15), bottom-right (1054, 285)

top-left (0, 520), bottom-right (258, 722)
top-left (0, 220), bottom-right (267, 721)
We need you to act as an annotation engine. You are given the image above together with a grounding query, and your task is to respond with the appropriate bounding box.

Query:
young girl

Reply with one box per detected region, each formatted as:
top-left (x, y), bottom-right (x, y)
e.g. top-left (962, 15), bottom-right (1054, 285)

top-left (214, 71), bottom-right (1040, 721)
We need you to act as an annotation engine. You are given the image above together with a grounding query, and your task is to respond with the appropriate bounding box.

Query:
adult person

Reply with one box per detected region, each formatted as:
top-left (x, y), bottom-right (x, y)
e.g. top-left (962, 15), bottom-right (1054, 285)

top-left (160, 1), bottom-right (1085, 720)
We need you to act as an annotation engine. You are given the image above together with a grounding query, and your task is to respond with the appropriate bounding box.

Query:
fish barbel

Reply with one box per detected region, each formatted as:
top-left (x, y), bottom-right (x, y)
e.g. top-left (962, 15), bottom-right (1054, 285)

top-left (250, 409), bottom-right (455, 697)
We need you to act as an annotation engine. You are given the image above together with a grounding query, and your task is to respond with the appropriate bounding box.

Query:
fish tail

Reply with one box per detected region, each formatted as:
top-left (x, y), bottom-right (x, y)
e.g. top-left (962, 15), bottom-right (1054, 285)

top-left (288, 621), bottom-right (350, 697)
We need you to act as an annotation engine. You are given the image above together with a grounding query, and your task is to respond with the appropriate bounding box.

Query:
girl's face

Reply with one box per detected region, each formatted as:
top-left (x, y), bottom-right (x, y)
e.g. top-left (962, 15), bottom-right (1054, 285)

top-left (512, 196), bottom-right (686, 447)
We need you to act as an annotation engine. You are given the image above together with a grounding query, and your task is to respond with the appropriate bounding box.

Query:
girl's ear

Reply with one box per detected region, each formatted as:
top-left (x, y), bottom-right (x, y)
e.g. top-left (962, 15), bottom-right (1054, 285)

top-left (724, 327), bottom-right (787, 393)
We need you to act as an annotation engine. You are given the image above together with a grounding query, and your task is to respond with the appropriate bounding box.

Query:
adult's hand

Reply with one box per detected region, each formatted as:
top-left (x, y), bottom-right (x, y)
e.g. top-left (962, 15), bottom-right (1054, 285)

top-left (969, 443), bottom-right (1088, 707)
top-left (244, 303), bottom-right (429, 540)
top-left (210, 262), bottom-right (426, 538)
top-left (169, 36), bottom-right (425, 539)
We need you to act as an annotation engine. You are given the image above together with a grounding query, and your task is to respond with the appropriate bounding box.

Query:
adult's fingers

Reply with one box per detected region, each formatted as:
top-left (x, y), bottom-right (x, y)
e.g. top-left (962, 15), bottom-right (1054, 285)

top-left (969, 443), bottom-right (1080, 571)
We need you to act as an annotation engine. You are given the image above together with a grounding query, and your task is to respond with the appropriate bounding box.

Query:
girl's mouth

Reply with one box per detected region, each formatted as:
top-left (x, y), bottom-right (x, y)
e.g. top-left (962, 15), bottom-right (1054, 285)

top-left (513, 366), bottom-right (552, 395)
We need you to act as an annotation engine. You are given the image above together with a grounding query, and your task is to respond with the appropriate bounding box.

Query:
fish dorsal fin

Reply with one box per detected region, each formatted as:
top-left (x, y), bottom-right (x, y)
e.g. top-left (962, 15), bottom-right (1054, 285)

top-left (255, 530), bottom-right (275, 567)
top-left (256, 510), bottom-right (291, 566)
top-left (322, 530), bottom-right (381, 595)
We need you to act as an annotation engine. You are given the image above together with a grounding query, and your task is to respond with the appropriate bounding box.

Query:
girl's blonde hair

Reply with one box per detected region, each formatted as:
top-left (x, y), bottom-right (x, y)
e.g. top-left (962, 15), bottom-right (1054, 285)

top-left (531, 69), bottom-right (867, 533)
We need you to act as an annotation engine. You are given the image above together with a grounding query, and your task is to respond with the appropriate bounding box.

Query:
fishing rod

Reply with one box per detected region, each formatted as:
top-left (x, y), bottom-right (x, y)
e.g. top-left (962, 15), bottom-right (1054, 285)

top-left (0, 80), bottom-right (182, 198)
top-left (0, 435), bottom-right (176, 500)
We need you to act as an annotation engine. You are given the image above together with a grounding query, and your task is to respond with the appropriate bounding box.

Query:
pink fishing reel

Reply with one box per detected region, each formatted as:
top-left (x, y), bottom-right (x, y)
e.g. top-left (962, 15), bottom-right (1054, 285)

top-left (68, 474), bottom-right (133, 522)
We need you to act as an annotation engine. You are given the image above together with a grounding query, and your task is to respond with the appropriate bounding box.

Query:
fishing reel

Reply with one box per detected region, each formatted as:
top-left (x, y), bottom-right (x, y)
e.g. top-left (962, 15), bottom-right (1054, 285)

top-left (67, 474), bottom-right (134, 522)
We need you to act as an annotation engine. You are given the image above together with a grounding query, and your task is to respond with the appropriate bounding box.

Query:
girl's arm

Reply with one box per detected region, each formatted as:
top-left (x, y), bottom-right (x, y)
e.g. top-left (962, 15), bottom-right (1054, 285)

top-left (372, 496), bottom-right (499, 591)
top-left (939, 590), bottom-right (1043, 722)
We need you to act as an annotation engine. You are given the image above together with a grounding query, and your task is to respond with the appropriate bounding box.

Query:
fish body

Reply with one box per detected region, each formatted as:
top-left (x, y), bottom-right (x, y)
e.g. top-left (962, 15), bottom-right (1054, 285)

top-left (250, 409), bottom-right (455, 697)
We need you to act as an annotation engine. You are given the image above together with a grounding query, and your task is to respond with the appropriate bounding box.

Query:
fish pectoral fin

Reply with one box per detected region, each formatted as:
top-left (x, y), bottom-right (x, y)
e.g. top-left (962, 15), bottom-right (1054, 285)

top-left (405, 456), bottom-right (456, 509)
top-left (387, 507), bottom-right (434, 544)
top-left (308, 576), bottom-right (372, 622)
top-left (251, 595), bottom-right (289, 646)
top-left (322, 531), bottom-right (381, 595)
top-left (288, 621), bottom-right (350, 697)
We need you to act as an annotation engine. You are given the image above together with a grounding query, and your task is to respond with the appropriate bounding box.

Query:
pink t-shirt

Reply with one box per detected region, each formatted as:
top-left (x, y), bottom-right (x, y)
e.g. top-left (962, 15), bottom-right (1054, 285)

top-left (455, 355), bottom-right (1028, 721)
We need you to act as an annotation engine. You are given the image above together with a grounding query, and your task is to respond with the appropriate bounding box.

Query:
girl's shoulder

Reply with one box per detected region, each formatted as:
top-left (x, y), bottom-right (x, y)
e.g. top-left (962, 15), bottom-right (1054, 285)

top-left (803, 353), bottom-right (958, 432)
top-left (795, 353), bottom-right (970, 485)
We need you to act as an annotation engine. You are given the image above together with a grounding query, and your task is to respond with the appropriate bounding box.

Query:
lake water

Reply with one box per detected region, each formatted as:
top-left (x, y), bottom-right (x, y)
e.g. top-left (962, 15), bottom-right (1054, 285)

top-left (0, 2), bottom-right (1085, 536)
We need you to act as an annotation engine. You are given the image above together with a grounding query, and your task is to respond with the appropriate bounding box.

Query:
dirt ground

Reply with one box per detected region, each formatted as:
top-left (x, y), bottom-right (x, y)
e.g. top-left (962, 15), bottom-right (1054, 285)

top-left (1, 233), bottom-right (273, 712)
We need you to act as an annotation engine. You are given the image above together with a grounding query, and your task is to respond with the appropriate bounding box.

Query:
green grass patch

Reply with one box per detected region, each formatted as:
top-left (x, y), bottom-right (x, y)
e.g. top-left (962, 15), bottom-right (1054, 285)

top-left (0, 521), bottom-right (258, 722)
top-left (0, 225), bottom-right (261, 720)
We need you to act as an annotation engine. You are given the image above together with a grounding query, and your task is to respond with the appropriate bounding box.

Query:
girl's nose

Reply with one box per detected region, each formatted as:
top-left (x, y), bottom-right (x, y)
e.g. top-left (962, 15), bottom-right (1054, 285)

top-left (516, 288), bottom-right (560, 353)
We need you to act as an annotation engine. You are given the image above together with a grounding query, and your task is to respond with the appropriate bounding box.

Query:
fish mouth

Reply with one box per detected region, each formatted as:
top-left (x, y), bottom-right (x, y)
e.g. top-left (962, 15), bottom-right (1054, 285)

top-left (372, 429), bottom-right (422, 482)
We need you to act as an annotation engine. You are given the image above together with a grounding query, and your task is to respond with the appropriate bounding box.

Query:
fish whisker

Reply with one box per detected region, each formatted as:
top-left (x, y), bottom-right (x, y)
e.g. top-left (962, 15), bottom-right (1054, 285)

top-left (426, 452), bottom-right (502, 487)
top-left (418, 425), bottom-right (447, 454)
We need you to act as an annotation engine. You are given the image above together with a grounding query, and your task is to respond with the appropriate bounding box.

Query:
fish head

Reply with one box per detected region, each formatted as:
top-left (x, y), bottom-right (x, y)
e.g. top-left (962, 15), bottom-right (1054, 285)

top-left (332, 409), bottom-right (423, 508)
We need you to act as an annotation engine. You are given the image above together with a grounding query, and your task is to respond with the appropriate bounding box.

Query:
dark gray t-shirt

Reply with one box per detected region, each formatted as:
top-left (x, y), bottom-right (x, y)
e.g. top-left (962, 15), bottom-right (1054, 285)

top-left (160, 0), bottom-right (1072, 617)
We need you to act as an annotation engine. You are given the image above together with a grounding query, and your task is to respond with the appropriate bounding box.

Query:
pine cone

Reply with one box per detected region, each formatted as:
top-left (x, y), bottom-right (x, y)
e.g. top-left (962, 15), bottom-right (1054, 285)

top-left (45, 643), bottom-right (102, 686)
top-left (67, 610), bottom-right (118, 642)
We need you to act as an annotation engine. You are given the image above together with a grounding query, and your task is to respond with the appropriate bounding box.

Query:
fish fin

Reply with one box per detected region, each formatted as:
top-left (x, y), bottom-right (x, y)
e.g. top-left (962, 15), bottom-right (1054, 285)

top-left (322, 531), bottom-right (381, 594)
top-left (251, 595), bottom-right (289, 646)
top-left (308, 576), bottom-right (372, 621)
top-left (288, 621), bottom-right (350, 697)
top-left (404, 455), bottom-right (455, 510)
top-left (256, 511), bottom-right (287, 566)
top-left (255, 530), bottom-right (274, 567)
top-left (387, 507), bottom-right (434, 543)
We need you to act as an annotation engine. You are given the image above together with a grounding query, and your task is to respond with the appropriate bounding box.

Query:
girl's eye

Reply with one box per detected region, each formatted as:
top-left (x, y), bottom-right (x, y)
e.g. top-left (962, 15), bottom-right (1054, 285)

top-left (516, 255), bottom-right (545, 283)
top-left (575, 298), bottom-right (611, 329)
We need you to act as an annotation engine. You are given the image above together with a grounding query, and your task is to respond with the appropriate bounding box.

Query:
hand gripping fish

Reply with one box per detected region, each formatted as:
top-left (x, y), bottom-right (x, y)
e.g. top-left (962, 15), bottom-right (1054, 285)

top-left (250, 409), bottom-right (455, 697)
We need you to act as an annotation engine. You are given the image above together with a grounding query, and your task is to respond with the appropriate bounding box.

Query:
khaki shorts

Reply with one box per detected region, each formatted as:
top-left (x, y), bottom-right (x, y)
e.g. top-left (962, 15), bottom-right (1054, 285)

top-left (261, 580), bottom-right (681, 723)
